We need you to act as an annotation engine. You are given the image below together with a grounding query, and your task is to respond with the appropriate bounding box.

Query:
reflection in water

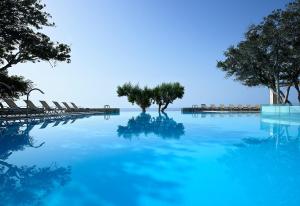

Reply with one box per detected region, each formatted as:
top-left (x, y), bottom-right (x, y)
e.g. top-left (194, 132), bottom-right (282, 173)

top-left (0, 120), bottom-right (71, 206)
top-left (117, 113), bottom-right (185, 139)
top-left (260, 114), bottom-right (300, 145)
top-left (0, 122), bottom-right (45, 160)
top-left (89, 147), bottom-right (182, 206)
top-left (221, 115), bottom-right (300, 206)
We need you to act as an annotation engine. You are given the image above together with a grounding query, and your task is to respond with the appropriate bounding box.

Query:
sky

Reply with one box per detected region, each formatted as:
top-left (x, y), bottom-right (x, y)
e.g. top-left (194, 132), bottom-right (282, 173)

top-left (10, 0), bottom-right (294, 108)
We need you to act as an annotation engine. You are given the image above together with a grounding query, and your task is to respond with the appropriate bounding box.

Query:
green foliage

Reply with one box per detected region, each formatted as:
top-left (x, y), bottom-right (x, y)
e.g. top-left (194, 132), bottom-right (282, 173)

top-left (0, 0), bottom-right (70, 100)
top-left (217, 0), bottom-right (300, 103)
top-left (117, 83), bottom-right (153, 112)
top-left (117, 82), bottom-right (184, 112)
top-left (153, 82), bottom-right (184, 112)
top-left (0, 0), bottom-right (71, 71)
top-left (0, 71), bottom-right (32, 99)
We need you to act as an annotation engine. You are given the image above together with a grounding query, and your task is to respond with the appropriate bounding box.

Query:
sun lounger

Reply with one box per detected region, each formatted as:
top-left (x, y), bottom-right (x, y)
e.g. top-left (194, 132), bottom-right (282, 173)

top-left (53, 101), bottom-right (66, 112)
top-left (3, 98), bottom-right (20, 109)
top-left (219, 104), bottom-right (228, 111)
top-left (201, 104), bottom-right (207, 111)
top-left (245, 104), bottom-right (251, 111)
top-left (67, 102), bottom-right (91, 112)
top-left (2, 98), bottom-right (33, 116)
top-left (0, 108), bottom-right (11, 117)
top-left (40, 101), bottom-right (59, 113)
top-left (209, 104), bottom-right (217, 111)
top-left (251, 104), bottom-right (260, 111)
top-left (231, 104), bottom-right (240, 111)
top-left (70, 102), bottom-right (80, 110)
top-left (228, 104), bottom-right (235, 111)
top-left (24, 100), bottom-right (44, 114)
top-left (71, 102), bottom-right (90, 111)
top-left (219, 104), bottom-right (225, 111)
top-left (62, 102), bottom-right (76, 112)
top-left (237, 104), bottom-right (244, 111)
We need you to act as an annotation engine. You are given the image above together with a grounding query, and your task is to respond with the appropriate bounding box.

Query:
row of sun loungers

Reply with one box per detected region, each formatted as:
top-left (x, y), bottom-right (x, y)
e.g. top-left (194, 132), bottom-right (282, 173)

top-left (200, 104), bottom-right (260, 111)
top-left (182, 104), bottom-right (261, 113)
top-left (0, 99), bottom-right (98, 117)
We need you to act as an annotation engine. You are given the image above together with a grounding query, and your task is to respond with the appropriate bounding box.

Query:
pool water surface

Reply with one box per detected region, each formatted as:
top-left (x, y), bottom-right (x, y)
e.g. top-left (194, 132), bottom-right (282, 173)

top-left (0, 111), bottom-right (299, 206)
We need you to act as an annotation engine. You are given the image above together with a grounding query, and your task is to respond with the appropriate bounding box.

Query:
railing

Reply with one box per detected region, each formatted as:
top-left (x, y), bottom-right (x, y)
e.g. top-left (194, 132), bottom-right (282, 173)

top-left (26, 88), bottom-right (44, 118)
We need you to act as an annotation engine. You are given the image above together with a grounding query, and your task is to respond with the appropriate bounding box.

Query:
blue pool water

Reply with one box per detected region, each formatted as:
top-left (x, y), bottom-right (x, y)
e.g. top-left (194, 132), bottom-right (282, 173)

top-left (0, 111), bottom-right (300, 206)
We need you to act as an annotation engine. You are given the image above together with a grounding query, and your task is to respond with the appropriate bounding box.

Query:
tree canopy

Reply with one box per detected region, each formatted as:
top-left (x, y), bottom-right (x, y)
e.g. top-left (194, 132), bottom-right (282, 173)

top-left (117, 83), bottom-right (153, 112)
top-left (0, 71), bottom-right (32, 100)
top-left (117, 82), bottom-right (184, 112)
top-left (0, 0), bottom-right (71, 98)
top-left (153, 82), bottom-right (184, 112)
top-left (217, 0), bottom-right (300, 104)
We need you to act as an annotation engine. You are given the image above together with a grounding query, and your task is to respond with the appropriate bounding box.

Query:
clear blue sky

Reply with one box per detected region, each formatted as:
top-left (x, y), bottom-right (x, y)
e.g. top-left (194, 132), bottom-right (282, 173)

top-left (11, 0), bottom-right (293, 108)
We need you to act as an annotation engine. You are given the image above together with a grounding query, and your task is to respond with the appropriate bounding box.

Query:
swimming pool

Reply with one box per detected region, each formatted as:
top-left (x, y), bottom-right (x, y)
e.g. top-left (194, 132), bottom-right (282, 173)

top-left (1, 111), bottom-right (299, 206)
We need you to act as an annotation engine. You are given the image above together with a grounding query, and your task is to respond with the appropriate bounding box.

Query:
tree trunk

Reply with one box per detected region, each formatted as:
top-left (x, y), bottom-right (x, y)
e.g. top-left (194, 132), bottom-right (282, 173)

top-left (142, 107), bottom-right (146, 112)
top-left (271, 86), bottom-right (285, 104)
top-left (294, 81), bottom-right (300, 103)
top-left (161, 102), bottom-right (169, 112)
top-left (283, 85), bottom-right (291, 104)
top-left (270, 87), bottom-right (282, 104)
top-left (275, 75), bottom-right (280, 104)
top-left (279, 90), bottom-right (291, 105)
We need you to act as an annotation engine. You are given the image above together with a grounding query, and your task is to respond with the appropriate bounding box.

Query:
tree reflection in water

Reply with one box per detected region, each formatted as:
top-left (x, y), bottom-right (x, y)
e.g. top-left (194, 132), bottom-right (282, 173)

top-left (0, 121), bottom-right (71, 206)
top-left (117, 112), bottom-right (185, 139)
top-left (221, 115), bottom-right (300, 206)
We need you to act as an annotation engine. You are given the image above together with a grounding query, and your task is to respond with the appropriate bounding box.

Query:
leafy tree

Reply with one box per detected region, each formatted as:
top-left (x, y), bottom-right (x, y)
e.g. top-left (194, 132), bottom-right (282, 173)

top-left (0, 0), bottom-right (71, 71)
top-left (153, 82), bottom-right (184, 112)
top-left (280, 0), bottom-right (300, 102)
top-left (217, 0), bottom-right (300, 104)
top-left (117, 83), bottom-right (153, 112)
top-left (0, 71), bottom-right (32, 99)
top-left (217, 16), bottom-right (287, 103)
top-left (117, 82), bottom-right (184, 112)
top-left (0, 0), bottom-right (71, 98)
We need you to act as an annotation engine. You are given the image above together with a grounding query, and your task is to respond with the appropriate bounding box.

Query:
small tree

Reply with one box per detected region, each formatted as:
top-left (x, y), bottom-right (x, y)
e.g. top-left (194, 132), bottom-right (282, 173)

top-left (117, 82), bottom-right (184, 112)
top-left (117, 83), bottom-right (152, 112)
top-left (153, 82), bottom-right (184, 112)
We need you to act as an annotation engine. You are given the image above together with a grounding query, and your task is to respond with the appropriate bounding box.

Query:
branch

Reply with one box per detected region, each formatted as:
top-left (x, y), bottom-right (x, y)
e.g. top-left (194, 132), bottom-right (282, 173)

top-left (0, 52), bottom-right (21, 71)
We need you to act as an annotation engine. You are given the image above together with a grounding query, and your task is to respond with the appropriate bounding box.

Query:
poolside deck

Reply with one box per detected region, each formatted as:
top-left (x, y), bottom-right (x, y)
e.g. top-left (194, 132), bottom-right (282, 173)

top-left (181, 106), bottom-right (260, 113)
top-left (0, 108), bottom-right (120, 122)
top-left (87, 108), bottom-right (120, 114)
